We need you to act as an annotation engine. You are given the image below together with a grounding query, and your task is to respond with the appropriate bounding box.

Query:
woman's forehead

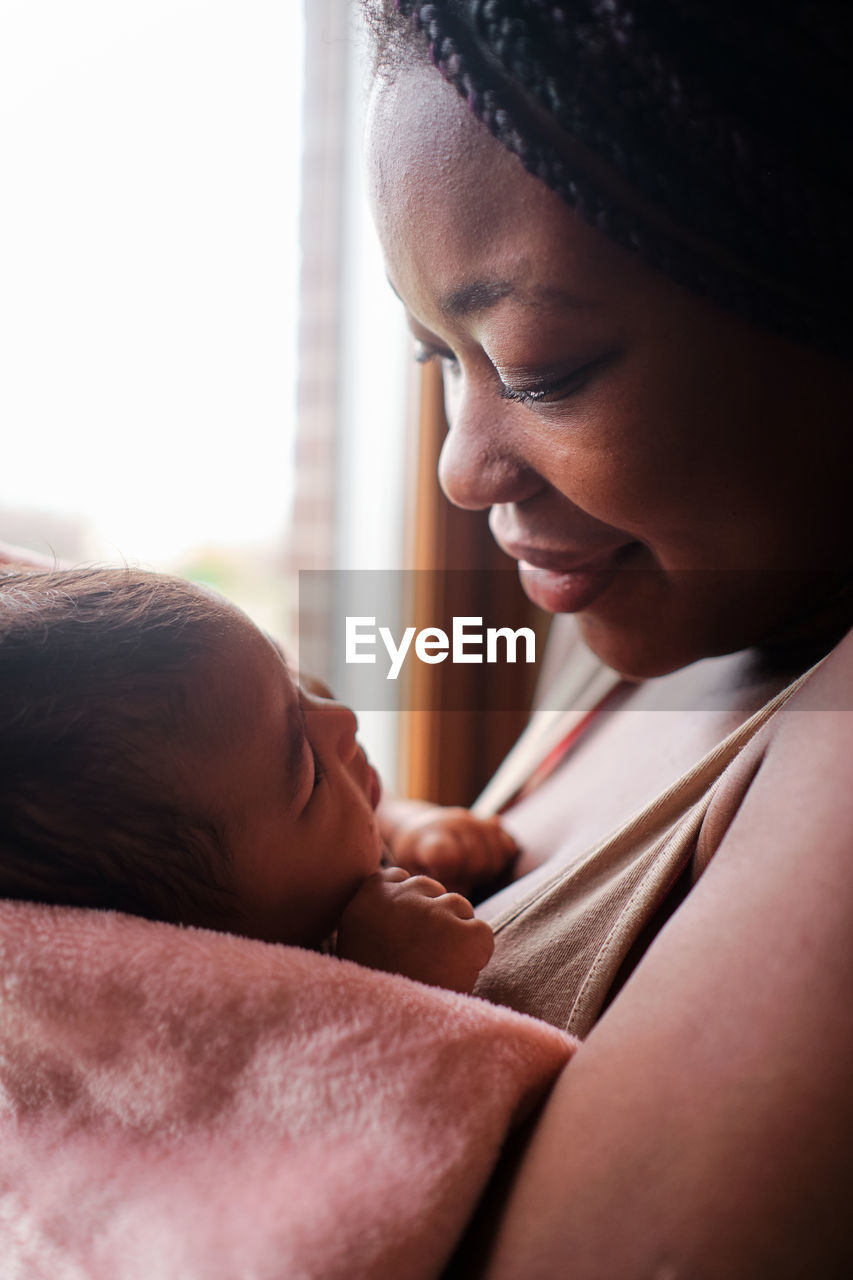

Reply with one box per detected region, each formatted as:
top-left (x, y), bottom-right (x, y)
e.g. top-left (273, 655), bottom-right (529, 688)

top-left (366, 65), bottom-right (520, 248)
top-left (365, 64), bottom-right (648, 333)
top-left (367, 67), bottom-right (543, 313)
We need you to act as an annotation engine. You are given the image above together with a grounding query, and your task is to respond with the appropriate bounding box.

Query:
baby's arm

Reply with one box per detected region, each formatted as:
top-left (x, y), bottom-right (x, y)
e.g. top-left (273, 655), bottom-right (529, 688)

top-left (335, 867), bottom-right (494, 993)
top-left (378, 796), bottom-right (518, 895)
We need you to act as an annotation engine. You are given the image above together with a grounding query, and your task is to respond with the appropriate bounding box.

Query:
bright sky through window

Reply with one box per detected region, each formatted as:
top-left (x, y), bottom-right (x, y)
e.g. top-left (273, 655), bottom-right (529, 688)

top-left (0, 1), bottom-right (302, 568)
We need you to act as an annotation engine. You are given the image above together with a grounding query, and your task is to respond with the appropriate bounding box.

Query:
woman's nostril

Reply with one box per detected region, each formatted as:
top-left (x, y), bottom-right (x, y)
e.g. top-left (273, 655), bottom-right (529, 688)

top-left (439, 431), bottom-right (541, 511)
top-left (438, 429), bottom-right (493, 510)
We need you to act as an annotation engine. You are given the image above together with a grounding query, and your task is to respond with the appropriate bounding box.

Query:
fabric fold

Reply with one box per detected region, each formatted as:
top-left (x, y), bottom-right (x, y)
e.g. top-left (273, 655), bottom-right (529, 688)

top-left (0, 899), bottom-right (573, 1280)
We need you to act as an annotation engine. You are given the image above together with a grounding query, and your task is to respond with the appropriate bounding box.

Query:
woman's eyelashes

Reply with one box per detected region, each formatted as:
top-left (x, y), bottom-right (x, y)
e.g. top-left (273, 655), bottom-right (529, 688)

top-left (413, 339), bottom-right (618, 408)
top-left (497, 352), bottom-right (620, 407)
top-left (413, 340), bottom-right (458, 371)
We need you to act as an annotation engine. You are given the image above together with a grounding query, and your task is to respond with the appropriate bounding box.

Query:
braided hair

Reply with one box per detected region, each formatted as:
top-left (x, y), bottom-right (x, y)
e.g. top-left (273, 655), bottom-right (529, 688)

top-left (363, 1), bottom-right (853, 352)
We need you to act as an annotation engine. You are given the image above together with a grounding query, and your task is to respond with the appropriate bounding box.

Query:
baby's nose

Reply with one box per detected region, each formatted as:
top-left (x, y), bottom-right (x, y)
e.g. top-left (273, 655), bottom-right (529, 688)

top-left (311, 698), bottom-right (359, 762)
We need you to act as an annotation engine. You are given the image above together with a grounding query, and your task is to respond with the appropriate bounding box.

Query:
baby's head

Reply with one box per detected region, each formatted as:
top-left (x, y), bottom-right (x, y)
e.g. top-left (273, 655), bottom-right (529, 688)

top-left (0, 568), bottom-right (383, 944)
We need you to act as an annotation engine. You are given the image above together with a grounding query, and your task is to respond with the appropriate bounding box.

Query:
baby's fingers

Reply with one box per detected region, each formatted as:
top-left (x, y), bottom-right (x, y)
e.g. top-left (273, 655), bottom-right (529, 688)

top-left (435, 891), bottom-right (476, 920)
top-left (379, 865), bottom-right (411, 883)
top-left (481, 816), bottom-right (520, 852)
top-left (454, 821), bottom-right (517, 877)
top-left (395, 873), bottom-right (451, 899)
top-left (456, 913), bottom-right (496, 972)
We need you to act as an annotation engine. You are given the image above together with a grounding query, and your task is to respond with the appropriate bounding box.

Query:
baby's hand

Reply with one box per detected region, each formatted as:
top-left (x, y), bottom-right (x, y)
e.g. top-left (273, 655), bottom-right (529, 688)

top-left (383, 800), bottom-right (518, 895)
top-left (335, 867), bottom-right (494, 993)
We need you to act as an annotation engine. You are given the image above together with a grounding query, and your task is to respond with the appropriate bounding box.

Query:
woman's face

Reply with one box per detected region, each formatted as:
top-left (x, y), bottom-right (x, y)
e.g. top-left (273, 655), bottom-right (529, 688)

top-left (366, 64), bottom-right (852, 678)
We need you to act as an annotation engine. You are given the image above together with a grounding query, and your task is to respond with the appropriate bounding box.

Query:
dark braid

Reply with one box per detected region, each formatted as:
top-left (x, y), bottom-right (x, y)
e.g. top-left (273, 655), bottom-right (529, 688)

top-left (364, 1), bottom-right (853, 352)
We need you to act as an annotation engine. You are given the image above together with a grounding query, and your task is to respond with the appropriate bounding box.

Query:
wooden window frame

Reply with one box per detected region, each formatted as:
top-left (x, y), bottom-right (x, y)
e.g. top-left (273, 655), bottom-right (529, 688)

top-left (401, 364), bottom-right (549, 806)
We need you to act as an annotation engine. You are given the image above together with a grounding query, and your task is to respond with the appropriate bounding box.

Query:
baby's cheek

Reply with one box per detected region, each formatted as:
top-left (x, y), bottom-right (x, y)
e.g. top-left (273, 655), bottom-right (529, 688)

top-left (358, 809), bottom-right (384, 873)
top-left (369, 822), bottom-right (384, 869)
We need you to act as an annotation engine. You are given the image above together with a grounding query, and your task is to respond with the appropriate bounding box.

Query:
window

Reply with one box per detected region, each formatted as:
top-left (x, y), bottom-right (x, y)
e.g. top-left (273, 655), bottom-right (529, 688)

top-left (0, 0), bottom-right (536, 802)
top-left (0, 0), bottom-right (304, 640)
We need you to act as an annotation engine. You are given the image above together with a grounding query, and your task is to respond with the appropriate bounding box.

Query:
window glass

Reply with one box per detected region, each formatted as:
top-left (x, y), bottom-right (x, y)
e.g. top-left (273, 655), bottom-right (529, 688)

top-left (0, 0), bottom-right (303, 638)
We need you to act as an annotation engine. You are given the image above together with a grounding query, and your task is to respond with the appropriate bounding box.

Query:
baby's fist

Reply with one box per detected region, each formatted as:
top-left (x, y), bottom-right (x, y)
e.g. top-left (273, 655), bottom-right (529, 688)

top-left (384, 802), bottom-right (518, 894)
top-left (336, 867), bottom-right (494, 993)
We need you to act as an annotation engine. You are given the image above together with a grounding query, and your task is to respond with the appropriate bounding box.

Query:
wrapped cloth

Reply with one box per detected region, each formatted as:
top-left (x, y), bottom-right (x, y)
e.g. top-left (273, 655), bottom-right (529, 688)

top-left (0, 900), bottom-right (574, 1279)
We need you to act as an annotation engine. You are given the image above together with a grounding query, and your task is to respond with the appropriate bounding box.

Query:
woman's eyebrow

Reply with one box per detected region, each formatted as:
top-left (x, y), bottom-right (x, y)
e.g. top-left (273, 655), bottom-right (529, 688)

top-left (440, 278), bottom-right (514, 317)
top-left (440, 278), bottom-right (597, 318)
top-left (390, 276), bottom-right (600, 347)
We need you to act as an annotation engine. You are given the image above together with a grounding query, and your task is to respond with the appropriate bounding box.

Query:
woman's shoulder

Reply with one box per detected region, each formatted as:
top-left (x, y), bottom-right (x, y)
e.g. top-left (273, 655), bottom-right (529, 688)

top-left (466, 630), bottom-right (853, 1280)
top-left (782, 623), bottom-right (853, 712)
top-left (761, 625), bottom-right (853, 779)
top-left (712, 626), bottom-right (853, 874)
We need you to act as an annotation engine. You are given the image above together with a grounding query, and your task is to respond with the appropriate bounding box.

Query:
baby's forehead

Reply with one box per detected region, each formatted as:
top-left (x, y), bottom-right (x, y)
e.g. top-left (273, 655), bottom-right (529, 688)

top-left (256, 629), bottom-right (335, 705)
top-left (263, 631), bottom-right (290, 667)
top-left (187, 609), bottom-right (295, 708)
top-left (260, 632), bottom-right (302, 699)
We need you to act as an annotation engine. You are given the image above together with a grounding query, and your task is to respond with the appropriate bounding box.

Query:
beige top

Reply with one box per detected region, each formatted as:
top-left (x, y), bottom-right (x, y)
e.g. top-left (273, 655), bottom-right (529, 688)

top-left (472, 657), bottom-right (817, 1037)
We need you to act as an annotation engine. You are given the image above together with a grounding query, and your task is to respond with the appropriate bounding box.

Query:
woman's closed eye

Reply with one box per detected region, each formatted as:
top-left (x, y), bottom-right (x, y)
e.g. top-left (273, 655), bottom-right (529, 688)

top-left (497, 350), bottom-right (621, 408)
top-left (413, 340), bottom-right (459, 372)
top-left (414, 338), bottom-right (621, 410)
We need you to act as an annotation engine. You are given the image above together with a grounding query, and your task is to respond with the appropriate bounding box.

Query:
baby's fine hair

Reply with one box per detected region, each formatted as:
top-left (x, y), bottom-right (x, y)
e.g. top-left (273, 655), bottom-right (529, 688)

top-left (0, 567), bottom-right (236, 927)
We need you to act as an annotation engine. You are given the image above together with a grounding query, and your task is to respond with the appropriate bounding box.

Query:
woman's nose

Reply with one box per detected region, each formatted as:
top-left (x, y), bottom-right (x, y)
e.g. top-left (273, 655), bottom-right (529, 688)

top-left (308, 697), bottom-right (359, 763)
top-left (437, 383), bottom-right (542, 511)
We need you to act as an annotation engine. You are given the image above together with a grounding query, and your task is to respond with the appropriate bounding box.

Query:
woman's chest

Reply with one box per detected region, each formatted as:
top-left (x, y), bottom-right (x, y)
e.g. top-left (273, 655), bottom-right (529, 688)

top-left (475, 687), bottom-right (781, 1031)
top-left (504, 703), bottom-right (750, 878)
top-left (480, 651), bottom-right (789, 921)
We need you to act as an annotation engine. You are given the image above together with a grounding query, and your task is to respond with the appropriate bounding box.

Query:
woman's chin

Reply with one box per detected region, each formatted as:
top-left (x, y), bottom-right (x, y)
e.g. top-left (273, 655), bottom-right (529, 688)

top-left (575, 616), bottom-right (680, 681)
top-left (546, 566), bottom-right (697, 680)
top-left (572, 582), bottom-right (732, 680)
top-left (559, 565), bottom-right (800, 681)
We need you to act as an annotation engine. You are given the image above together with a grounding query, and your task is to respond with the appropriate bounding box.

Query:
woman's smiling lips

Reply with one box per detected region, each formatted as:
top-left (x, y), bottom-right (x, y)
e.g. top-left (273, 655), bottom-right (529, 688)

top-left (502, 541), bottom-right (643, 613)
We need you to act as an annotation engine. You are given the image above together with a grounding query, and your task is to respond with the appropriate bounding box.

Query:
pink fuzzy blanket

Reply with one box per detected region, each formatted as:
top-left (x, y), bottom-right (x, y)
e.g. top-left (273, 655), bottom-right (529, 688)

top-left (0, 900), bottom-right (574, 1279)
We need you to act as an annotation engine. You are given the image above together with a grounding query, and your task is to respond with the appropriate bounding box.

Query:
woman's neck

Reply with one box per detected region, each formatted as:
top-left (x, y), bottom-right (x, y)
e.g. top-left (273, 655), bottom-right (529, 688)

top-left (755, 570), bottom-right (853, 678)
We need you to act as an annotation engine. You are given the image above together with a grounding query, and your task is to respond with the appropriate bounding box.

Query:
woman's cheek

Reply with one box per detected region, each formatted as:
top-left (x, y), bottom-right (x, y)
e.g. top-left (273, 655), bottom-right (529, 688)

top-left (536, 423), bottom-right (667, 530)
